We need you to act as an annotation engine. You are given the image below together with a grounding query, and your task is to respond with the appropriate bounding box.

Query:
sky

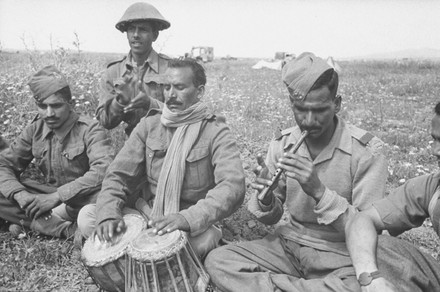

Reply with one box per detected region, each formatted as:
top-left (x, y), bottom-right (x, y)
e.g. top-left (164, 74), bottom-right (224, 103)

top-left (1, 0), bottom-right (440, 59)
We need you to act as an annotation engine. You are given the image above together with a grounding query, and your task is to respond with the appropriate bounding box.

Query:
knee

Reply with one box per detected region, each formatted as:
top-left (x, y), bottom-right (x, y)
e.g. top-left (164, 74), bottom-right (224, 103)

top-left (205, 245), bottom-right (233, 272)
top-left (77, 204), bottom-right (96, 239)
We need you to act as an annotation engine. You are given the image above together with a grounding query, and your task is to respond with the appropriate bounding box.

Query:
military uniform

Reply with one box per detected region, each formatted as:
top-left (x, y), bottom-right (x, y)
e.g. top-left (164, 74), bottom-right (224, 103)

top-left (0, 111), bottom-right (114, 237)
top-left (206, 117), bottom-right (389, 292)
top-left (78, 108), bottom-right (245, 257)
top-left (96, 50), bottom-right (170, 135)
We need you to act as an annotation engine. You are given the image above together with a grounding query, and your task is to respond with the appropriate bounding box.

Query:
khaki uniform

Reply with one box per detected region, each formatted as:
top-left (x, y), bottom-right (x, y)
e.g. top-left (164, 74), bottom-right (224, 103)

top-left (206, 117), bottom-right (389, 292)
top-left (96, 50), bottom-right (170, 135)
top-left (0, 111), bottom-right (114, 237)
top-left (78, 109), bottom-right (245, 257)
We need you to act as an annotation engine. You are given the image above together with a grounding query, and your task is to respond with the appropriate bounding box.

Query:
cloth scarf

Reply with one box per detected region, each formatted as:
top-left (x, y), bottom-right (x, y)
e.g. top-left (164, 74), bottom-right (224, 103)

top-left (150, 101), bottom-right (209, 217)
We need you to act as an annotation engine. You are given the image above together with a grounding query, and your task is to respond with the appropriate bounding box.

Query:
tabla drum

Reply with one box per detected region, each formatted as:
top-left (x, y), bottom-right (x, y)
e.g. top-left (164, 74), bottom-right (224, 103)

top-left (126, 229), bottom-right (210, 292)
top-left (81, 214), bottom-right (146, 292)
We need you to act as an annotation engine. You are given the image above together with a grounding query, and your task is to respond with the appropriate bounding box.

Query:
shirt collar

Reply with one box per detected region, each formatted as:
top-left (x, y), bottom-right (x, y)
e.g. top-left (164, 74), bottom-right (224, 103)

top-left (126, 49), bottom-right (160, 74)
top-left (42, 111), bottom-right (79, 143)
top-left (283, 116), bottom-right (351, 164)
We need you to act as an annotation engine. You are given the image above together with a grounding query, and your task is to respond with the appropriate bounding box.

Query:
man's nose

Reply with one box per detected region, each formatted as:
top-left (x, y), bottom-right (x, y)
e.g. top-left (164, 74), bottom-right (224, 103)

top-left (302, 111), bottom-right (314, 126)
top-left (133, 27), bottom-right (139, 37)
top-left (46, 106), bottom-right (55, 117)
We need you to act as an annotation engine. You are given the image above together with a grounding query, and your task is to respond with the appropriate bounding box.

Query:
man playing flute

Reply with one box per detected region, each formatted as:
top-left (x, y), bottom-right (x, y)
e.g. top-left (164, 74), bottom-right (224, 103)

top-left (205, 52), bottom-right (388, 292)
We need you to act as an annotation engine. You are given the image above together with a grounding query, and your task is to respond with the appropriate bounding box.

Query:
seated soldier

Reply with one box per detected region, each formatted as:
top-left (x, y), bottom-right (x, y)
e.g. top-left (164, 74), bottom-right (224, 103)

top-left (0, 65), bottom-right (114, 238)
top-left (345, 102), bottom-right (440, 292)
top-left (78, 58), bottom-right (245, 259)
top-left (205, 52), bottom-right (388, 292)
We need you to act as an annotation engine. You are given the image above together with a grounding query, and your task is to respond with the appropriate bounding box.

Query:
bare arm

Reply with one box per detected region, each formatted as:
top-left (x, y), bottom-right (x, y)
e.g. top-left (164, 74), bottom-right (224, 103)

top-left (345, 207), bottom-right (398, 291)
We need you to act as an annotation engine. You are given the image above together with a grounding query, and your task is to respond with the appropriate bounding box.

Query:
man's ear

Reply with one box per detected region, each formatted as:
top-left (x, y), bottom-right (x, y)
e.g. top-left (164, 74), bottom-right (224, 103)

top-left (197, 85), bottom-right (205, 99)
top-left (153, 31), bottom-right (159, 42)
top-left (334, 94), bottom-right (342, 113)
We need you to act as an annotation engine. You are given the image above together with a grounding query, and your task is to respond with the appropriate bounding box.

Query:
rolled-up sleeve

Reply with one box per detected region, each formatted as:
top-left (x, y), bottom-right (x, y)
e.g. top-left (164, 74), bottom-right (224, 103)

top-left (315, 140), bottom-right (388, 225)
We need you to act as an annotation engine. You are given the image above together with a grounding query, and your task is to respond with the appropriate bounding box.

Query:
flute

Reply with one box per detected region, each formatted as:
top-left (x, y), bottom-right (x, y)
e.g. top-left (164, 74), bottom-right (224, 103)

top-left (257, 130), bottom-right (309, 201)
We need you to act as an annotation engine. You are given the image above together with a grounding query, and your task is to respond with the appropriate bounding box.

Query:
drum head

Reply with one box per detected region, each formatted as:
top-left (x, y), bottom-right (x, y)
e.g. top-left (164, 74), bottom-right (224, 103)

top-left (82, 214), bottom-right (146, 266)
top-left (128, 229), bottom-right (187, 261)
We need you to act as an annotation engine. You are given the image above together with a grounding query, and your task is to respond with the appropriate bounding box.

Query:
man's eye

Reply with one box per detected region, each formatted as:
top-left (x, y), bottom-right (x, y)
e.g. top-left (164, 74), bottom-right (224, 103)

top-left (37, 104), bottom-right (47, 109)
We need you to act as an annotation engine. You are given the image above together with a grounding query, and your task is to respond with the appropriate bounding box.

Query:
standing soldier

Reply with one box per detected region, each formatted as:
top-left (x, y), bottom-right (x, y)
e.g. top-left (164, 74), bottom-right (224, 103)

top-left (96, 2), bottom-right (171, 136)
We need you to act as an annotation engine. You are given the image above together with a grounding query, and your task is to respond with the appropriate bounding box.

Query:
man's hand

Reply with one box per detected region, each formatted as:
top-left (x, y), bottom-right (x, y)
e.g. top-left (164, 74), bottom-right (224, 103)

top-left (277, 153), bottom-right (325, 202)
top-left (250, 153), bottom-right (276, 205)
top-left (362, 277), bottom-right (398, 292)
top-left (25, 192), bottom-right (61, 219)
top-left (94, 219), bottom-right (127, 243)
top-left (114, 75), bottom-right (134, 105)
top-left (148, 213), bottom-right (190, 236)
top-left (14, 191), bottom-right (36, 209)
top-left (123, 92), bottom-right (151, 113)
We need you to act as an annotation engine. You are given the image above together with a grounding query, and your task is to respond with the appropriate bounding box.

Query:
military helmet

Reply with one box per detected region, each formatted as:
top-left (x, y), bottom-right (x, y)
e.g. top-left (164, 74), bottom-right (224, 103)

top-left (115, 2), bottom-right (170, 32)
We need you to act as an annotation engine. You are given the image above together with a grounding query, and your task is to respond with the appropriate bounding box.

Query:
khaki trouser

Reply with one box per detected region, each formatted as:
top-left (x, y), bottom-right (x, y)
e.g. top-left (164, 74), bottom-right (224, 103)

top-left (205, 233), bottom-right (440, 292)
top-left (0, 179), bottom-right (78, 238)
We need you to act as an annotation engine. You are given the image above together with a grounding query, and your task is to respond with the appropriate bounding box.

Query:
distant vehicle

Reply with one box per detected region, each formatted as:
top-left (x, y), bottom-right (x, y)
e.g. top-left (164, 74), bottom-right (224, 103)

top-left (187, 46), bottom-right (214, 62)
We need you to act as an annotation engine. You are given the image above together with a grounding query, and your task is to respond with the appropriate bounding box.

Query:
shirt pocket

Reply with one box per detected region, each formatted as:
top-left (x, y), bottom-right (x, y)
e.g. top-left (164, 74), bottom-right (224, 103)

top-left (184, 145), bottom-right (212, 191)
top-left (145, 138), bottom-right (167, 183)
top-left (32, 143), bottom-right (48, 175)
top-left (143, 75), bottom-right (166, 102)
top-left (62, 143), bottom-right (88, 177)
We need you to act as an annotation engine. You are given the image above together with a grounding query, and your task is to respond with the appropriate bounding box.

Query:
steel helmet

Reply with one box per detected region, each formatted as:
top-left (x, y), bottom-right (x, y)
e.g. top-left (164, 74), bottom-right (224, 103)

top-left (115, 2), bottom-right (170, 32)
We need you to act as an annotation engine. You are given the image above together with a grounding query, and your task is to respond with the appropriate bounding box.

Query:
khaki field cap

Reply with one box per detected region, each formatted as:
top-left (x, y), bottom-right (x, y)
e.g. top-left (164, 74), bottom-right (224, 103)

top-left (282, 52), bottom-right (333, 101)
top-left (28, 65), bottom-right (69, 103)
top-left (116, 2), bottom-right (171, 32)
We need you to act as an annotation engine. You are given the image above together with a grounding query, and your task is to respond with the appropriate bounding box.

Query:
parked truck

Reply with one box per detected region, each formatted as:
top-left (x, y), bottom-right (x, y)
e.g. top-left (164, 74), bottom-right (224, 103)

top-left (187, 46), bottom-right (214, 62)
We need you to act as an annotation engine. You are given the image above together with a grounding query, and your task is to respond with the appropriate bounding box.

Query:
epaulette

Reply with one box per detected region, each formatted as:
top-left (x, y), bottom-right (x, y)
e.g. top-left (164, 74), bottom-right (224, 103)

top-left (274, 127), bottom-right (293, 140)
top-left (349, 124), bottom-right (374, 146)
top-left (77, 115), bottom-right (94, 125)
top-left (106, 56), bottom-right (127, 69)
top-left (158, 53), bottom-right (172, 60)
top-left (146, 108), bottom-right (162, 117)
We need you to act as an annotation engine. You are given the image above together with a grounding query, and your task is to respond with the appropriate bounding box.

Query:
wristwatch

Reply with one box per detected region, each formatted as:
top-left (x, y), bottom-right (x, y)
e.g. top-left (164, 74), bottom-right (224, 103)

top-left (358, 271), bottom-right (382, 286)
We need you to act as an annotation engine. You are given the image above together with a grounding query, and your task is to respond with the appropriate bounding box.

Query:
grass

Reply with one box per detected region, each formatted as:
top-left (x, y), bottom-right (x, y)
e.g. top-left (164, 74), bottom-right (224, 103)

top-left (1, 49), bottom-right (440, 290)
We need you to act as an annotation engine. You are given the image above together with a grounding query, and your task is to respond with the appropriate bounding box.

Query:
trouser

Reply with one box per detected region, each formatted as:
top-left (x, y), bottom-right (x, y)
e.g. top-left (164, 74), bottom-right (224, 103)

top-left (376, 235), bottom-right (440, 292)
top-left (205, 233), bottom-right (359, 292)
top-left (0, 179), bottom-right (78, 238)
top-left (205, 233), bottom-right (440, 292)
top-left (77, 202), bottom-right (222, 260)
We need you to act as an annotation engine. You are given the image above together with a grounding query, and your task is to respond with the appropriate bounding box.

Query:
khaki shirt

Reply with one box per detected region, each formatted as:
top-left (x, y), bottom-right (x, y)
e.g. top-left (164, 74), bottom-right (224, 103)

top-left (96, 49), bottom-right (170, 135)
top-left (96, 109), bottom-right (246, 236)
top-left (373, 172), bottom-right (440, 236)
top-left (0, 111), bottom-right (114, 208)
top-left (248, 117), bottom-right (388, 254)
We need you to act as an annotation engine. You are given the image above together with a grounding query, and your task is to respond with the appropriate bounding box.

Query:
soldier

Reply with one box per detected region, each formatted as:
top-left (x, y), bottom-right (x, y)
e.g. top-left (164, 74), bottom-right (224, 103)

top-left (345, 102), bottom-right (440, 291)
top-left (96, 2), bottom-right (171, 136)
top-left (0, 65), bottom-right (114, 238)
top-left (78, 58), bottom-right (245, 259)
top-left (205, 52), bottom-right (389, 291)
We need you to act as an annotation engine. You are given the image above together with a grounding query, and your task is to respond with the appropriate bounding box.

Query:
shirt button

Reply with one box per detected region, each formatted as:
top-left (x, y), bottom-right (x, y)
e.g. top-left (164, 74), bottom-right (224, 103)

top-left (148, 153), bottom-right (153, 158)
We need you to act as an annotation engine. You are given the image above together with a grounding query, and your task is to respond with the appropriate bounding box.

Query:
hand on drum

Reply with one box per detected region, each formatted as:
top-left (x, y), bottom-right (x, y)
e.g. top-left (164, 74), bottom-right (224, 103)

top-left (95, 219), bottom-right (127, 244)
top-left (148, 213), bottom-right (190, 235)
top-left (276, 152), bottom-right (325, 202)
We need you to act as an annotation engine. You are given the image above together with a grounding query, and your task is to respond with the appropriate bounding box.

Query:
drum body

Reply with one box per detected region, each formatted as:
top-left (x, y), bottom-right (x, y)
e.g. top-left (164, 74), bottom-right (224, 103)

top-left (81, 214), bottom-right (146, 292)
top-left (126, 229), bottom-right (210, 292)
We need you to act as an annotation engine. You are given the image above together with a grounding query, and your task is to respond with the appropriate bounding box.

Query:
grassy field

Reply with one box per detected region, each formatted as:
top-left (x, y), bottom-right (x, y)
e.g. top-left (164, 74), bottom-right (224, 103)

top-left (0, 49), bottom-right (439, 291)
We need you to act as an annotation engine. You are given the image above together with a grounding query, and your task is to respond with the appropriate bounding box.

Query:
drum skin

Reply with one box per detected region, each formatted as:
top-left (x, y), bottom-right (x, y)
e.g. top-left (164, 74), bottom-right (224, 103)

top-left (81, 214), bottom-right (146, 292)
top-left (127, 229), bottom-right (209, 292)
